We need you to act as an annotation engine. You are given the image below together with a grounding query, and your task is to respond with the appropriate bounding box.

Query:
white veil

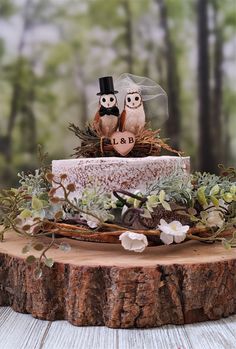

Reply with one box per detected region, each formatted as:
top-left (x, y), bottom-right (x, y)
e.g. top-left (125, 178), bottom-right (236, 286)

top-left (115, 73), bottom-right (169, 126)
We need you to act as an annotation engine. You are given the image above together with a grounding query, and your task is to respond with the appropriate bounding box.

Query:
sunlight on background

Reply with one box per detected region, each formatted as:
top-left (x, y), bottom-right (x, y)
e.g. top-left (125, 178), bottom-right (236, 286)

top-left (0, 0), bottom-right (235, 187)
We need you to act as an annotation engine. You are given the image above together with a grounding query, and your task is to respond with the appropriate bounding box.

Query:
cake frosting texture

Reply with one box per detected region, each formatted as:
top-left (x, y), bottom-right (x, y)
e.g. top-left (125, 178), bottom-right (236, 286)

top-left (52, 156), bottom-right (190, 196)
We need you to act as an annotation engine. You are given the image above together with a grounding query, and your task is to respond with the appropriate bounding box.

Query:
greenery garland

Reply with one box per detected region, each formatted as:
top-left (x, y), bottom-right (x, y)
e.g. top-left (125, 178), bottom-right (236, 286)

top-left (0, 147), bottom-right (235, 278)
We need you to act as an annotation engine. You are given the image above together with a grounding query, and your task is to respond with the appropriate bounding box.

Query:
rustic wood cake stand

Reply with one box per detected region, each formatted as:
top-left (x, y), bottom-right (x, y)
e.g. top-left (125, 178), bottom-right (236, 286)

top-left (0, 231), bottom-right (236, 329)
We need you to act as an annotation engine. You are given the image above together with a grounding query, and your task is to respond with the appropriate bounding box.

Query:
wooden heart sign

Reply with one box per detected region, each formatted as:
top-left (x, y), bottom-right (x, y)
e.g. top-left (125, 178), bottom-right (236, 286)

top-left (110, 131), bottom-right (136, 156)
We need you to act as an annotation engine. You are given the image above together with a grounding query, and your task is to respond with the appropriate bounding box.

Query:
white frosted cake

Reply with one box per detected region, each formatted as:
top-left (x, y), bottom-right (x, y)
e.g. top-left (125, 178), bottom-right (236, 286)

top-left (52, 156), bottom-right (190, 196)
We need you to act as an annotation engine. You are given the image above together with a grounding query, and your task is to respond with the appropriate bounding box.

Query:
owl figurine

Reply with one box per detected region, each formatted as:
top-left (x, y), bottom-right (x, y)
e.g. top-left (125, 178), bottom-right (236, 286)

top-left (120, 86), bottom-right (146, 134)
top-left (93, 76), bottom-right (120, 138)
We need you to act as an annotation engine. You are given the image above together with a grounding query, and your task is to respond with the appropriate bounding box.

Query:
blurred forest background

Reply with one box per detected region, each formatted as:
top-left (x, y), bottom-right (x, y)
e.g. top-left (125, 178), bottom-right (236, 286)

top-left (0, 0), bottom-right (235, 188)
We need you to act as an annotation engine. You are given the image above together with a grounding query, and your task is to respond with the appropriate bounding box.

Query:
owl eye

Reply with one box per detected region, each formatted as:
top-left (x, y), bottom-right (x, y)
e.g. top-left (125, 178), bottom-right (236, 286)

top-left (135, 96), bottom-right (139, 101)
top-left (127, 97), bottom-right (131, 103)
top-left (102, 97), bottom-right (106, 103)
top-left (110, 97), bottom-right (114, 102)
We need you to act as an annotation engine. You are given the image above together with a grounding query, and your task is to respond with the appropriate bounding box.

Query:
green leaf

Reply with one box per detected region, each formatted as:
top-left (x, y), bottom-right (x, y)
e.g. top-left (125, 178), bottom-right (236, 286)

top-left (20, 209), bottom-right (32, 219)
top-left (140, 208), bottom-right (152, 219)
top-left (22, 244), bottom-right (31, 254)
top-left (32, 196), bottom-right (44, 210)
top-left (210, 184), bottom-right (220, 196)
top-left (44, 258), bottom-right (54, 268)
top-left (146, 203), bottom-right (154, 212)
top-left (223, 193), bottom-right (233, 203)
top-left (187, 207), bottom-right (197, 215)
top-left (190, 215), bottom-right (199, 222)
top-left (210, 196), bottom-right (219, 207)
top-left (133, 199), bottom-right (141, 208)
top-left (33, 243), bottom-right (44, 251)
top-left (162, 201), bottom-right (171, 211)
top-left (197, 186), bottom-right (208, 206)
top-left (222, 239), bottom-right (231, 250)
top-left (230, 185), bottom-right (236, 195)
top-left (26, 255), bottom-right (36, 264)
top-left (159, 190), bottom-right (165, 203)
top-left (147, 195), bottom-right (158, 205)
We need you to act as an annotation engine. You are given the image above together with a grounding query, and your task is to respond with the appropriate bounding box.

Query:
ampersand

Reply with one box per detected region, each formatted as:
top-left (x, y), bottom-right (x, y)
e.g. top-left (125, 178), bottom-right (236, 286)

top-left (120, 138), bottom-right (127, 144)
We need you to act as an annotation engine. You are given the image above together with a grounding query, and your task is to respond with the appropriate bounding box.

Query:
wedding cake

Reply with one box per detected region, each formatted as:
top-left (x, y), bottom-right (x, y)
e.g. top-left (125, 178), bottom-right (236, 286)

top-left (52, 74), bottom-right (190, 196)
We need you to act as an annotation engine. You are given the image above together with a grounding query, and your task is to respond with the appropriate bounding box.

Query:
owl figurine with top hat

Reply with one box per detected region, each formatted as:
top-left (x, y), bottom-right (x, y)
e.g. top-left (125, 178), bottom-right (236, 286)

top-left (93, 76), bottom-right (120, 138)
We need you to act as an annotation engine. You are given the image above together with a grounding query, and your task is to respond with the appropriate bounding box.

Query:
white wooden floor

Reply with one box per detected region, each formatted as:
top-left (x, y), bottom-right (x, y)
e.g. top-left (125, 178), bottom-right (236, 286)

top-left (0, 307), bottom-right (236, 349)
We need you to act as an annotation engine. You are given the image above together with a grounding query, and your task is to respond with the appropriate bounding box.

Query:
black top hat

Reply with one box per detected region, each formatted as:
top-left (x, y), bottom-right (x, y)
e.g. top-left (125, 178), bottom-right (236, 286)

top-left (97, 76), bottom-right (118, 95)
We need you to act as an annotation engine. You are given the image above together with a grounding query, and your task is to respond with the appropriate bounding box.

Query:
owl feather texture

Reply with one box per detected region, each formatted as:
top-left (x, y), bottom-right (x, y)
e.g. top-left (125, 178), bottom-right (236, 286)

top-left (93, 93), bottom-right (119, 138)
top-left (120, 90), bottom-right (146, 135)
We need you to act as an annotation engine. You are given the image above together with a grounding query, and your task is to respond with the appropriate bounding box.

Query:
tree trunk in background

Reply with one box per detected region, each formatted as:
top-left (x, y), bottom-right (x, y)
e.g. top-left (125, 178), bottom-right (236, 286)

top-left (197, 0), bottom-right (215, 172)
top-left (223, 110), bottom-right (231, 166)
top-left (122, 0), bottom-right (133, 74)
top-left (156, 0), bottom-right (181, 150)
top-left (6, 62), bottom-right (23, 162)
top-left (5, 0), bottom-right (32, 163)
top-left (212, 1), bottom-right (223, 171)
top-left (76, 54), bottom-right (88, 126)
top-left (20, 83), bottom-right (37, 154)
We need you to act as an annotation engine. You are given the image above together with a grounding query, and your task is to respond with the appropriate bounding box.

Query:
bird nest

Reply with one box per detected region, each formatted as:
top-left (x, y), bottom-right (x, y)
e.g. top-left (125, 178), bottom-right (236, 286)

top-left (69, 123), bottom-right (183, 158)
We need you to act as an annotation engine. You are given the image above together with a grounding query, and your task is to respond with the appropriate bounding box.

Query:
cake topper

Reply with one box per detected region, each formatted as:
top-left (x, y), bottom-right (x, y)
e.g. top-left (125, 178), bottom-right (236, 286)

top-left (115, 73), bottom-right (169, 134)
top-left (93, 76), bottom-right (120, 138)
top-left (120, 84), bottom-right (145, 135)
top-left (71, 73), bottom-right (177, 158)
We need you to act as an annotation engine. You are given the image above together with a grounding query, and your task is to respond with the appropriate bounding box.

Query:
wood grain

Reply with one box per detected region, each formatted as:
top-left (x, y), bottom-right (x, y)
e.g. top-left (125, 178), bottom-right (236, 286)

top-left (42, 322), bottom-right (118, 349)
top-left (0, 307), bottom-right (50, 349)
top-left (1, 231), bottom-right (236, 329)
top-left (1, 308), bottom-right (236, 349)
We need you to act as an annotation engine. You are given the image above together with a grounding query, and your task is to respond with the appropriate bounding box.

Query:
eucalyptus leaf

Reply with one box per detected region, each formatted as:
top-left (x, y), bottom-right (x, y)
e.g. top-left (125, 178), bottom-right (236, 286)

top-left (33, 243), bottom-right (44, 251)
top-left (22, 244), bottom-right (31, 254)
top-left (59, 242), bottom-right (71, 252)
top-left (26, 255), bottom-right (36, 264)
top-left (222, 239), bottom-right (231, 250)
top-left (44, 258), bottom-right (54, 268)
top-left (34, 268), bottom-right (43, 280)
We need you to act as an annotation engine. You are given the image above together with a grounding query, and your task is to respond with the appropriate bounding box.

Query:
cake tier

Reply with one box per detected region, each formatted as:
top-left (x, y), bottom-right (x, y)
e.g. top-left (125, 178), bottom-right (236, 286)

top-left (52, 156), bottom-right (190, 197)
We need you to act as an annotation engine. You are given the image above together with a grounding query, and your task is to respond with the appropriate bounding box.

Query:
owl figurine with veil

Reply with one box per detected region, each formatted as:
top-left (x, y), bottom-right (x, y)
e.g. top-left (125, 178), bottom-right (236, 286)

top-left (115, 73), bottom-right (169, 135)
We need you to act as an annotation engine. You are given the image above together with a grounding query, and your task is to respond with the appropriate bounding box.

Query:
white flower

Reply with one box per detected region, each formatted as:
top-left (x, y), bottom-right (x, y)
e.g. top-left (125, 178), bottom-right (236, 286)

top-left (158, 219), bottom-right (189, 245)
top-left (119, 231), bottom-right (148, 252)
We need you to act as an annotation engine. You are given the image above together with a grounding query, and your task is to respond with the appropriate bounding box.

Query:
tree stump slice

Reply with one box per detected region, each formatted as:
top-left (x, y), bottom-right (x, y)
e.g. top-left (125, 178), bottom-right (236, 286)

top-left (0, 231), bottom-right (236, 328)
